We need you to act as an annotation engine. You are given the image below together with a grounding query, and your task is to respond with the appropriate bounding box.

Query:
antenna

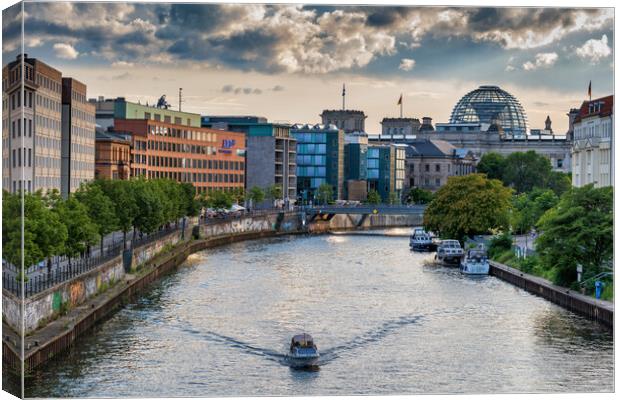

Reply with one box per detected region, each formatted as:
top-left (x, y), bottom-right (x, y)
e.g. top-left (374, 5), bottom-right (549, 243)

top-left (342, 83), bottom-right (346, 110)
top-left (179, 88), bottom-right (183, 111)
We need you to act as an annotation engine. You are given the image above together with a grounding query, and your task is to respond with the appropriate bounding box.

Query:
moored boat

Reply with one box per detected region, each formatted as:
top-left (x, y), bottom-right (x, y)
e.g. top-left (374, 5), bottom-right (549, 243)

top-left (435, 239), bottom-right (464, 265)
top-left (410, 229), bottom-right (434, 251)
top-left (460, 244), bottom-right (490, 275)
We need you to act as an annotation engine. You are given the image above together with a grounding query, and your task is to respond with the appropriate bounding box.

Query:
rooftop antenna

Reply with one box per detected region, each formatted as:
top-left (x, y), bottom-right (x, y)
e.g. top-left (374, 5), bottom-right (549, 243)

top-left (342, 83), bottom-right (346, 110)
top-left (179, 88), bottom-right (183, 111)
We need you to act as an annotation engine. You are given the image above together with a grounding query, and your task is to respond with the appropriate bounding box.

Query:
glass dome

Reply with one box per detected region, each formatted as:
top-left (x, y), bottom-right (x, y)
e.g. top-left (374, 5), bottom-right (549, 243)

top-left (449, 85), bottom-right (528, 136)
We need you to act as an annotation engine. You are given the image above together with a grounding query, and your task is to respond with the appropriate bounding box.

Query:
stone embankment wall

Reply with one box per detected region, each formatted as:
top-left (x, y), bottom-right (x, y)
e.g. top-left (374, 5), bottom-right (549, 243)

top-left (489, 261), bottom-right (613, 328)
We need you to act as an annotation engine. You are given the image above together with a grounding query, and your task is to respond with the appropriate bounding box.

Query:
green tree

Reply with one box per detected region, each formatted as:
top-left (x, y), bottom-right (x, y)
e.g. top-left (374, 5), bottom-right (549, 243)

top-left (54, 196), bottom-right (99, 267)
top-left (366, 189), bottom-right (381, 205)
top-left (546, 171), bottom-right (572, 197)
top-left (266, 184), bottom-right (283, 200)
top-left (487, 232), bottom-right (513, 259)
top-left (230, 187), bottom-right (245, 205)
top-left (74, 182), bottom-right (119, 254)
top-left (247, 186), bottom-right (265, 208)
top-left (511, 189), bottom-right (559, 235)
top-left (97, 179), bottom-right (138, 249)
top-left (180, 182), bottom-right (200, 217)
top-left (316, 183), bottom-right (334, 205)
top-left (502, 151), bottom-right (552, 193)
top-left (423, 174), bottom-right (513, 241)
top-left (536, 185), bottom-right (613, 287)
top-left (476, 152), bottom-right (506, 180)
top-left (388, 191), bottom-right (400, 205)
top-left (407, 187), bottom-right (433, 204)
top-left (210, 190), bottom-right (233, 209)
top-left (132, 178), bottom-right (165, 235)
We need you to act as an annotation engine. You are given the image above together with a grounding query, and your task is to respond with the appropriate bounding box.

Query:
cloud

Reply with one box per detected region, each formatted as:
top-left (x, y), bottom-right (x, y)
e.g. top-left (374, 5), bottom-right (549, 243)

top-left (575, 34), bottom-right (612, 64)
top-left (53, 43), bottom-right (79, 59)
top-left (505, 65), bottom-right (515, 72)
top-left (399, 58), bottom-right (416, 71)
top-left (272, 85), bottom-right (285, 91)
top-left (222, 84), bottom-right (263, 95)
top-left (522, 52), bottom-right (558, 70)
top-left (9, 4), bottom-right (614, 74)
top-left (111, 61), bottom-right (135, 68)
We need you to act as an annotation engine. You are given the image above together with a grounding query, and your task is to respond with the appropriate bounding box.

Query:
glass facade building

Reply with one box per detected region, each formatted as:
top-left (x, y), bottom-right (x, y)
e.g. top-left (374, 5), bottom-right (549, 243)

top-left (292, 124), bottom-right (344, 202)
top-left (449, 85), bottom-right (528, 138)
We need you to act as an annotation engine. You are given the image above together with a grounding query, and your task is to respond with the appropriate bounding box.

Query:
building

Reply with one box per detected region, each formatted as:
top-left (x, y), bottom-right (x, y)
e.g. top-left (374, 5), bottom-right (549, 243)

top-left (113, 118), bottom-right (245, 194)
top-left (90, 96), bottom-right (202, 130)
top-left (291, 123), bottom-right (344, 202)
top-left (380, 118), bottom-right (420, 140)
top-left (320, 109), bottom-right (366, 133)
top-left (94, 129), bottom-right (131, 180)
top-left (571, 95), bottom-right (614, 187)
top-left (344, 132), bottom-right (369, 201)
top-left (202, 116), bottom-right (297, 202)
top-left (414, 85), bottom-right (571, 172)
top-left (367, 143), bottom-right (406, 202)
top-left (2, 54), bottom-right (95, 194)
top-left (61, 78), bottom-right (96, 197)
top-left (405, 139), bottom-right (476, 192)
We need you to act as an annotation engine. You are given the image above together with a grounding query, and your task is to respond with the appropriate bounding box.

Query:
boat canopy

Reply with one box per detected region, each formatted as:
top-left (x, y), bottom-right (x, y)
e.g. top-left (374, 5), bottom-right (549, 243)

top-left (291, 333), bottom-right (314, 347)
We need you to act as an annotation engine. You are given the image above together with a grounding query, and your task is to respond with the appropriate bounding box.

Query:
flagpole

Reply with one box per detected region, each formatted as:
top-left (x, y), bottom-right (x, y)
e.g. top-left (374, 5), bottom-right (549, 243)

top-left (400, 94), bottom-right (403, 118)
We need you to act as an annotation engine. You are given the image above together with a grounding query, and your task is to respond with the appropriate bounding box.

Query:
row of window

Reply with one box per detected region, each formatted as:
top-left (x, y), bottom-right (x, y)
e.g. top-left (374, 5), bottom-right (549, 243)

top-left (134, 169), bottom-right (245, 184)
top-left (296, 155), bottom-right (326, 166)
top-left (147, 139), bottom-right (218, 155)
top-left (293, 132), bottom-right (328, 144)
top-left (36, 155), bottom-right (61, 169)
top-left (139, 155), bottom-right (245, 171)
top-left (148, 125), bottom-right (218, 142)
top-left (71, 107), bottom-right (95, 124)
top-left (71, 160), bottom-right (94, 172)
top-left (297, 166), bottom-right (326, 177)
top-left (144, 113), bottom-right (191, 126)
top-left (71, 142), bottom-right (94, 156)
top-left (10, 117), bottom-right (33, 138)
top-left (36, 135), bottom-right (61, 152)
top-left (574, 119), bottom-right (612, 140)
top-left (37, 91), bottom-right (61, 113)
top-left (12, 148), bottom-right (32, 168)
top-left (36, 115), bottom-right (61, 133)
top-left (297, 143), bottom-right (327, 155)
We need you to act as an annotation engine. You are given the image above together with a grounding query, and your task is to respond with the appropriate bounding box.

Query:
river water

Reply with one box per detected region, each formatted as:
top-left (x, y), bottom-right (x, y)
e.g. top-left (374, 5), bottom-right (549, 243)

top-left (21, 232), bottom-right (613, 397)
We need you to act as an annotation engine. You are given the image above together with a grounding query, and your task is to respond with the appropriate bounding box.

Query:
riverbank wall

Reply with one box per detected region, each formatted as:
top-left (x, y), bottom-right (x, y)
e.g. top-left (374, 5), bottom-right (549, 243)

top-left (489, 261), bottom-right (613, 328)
top-left (3, 211), bottom-right (422, 371)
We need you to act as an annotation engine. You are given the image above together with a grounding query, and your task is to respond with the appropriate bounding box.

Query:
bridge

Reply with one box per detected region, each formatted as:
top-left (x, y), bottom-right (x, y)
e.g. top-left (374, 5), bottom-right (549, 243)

top-left (303, 205), bottom-right (426, 224)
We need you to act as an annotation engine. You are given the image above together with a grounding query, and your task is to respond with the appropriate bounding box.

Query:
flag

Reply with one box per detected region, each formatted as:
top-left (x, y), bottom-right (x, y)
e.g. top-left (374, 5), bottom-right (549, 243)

top-left (342, 83), bottom-right (345, 97)
top-left (588, 81), bottom-right (592, 99)
top-left (397, 94), bottom-right (402, 105)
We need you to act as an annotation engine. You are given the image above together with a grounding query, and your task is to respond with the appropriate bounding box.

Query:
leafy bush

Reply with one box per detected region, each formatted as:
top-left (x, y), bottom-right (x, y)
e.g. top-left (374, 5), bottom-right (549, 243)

top-left (488, 232), bottom-right (513, 259)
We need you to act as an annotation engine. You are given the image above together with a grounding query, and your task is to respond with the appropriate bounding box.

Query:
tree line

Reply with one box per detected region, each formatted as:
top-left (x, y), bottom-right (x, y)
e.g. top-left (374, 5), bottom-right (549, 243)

top-left (2, 178), bottom-right (199, 276)
top-left (422, 151), bottom-right (612, 294)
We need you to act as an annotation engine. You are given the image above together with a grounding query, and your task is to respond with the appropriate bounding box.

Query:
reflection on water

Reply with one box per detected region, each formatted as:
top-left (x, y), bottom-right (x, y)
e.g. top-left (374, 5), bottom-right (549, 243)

top-left (19, 234), bottom-right (613, 397)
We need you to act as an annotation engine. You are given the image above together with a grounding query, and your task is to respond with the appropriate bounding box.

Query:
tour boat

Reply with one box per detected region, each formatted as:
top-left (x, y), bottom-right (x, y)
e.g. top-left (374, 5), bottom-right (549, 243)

top-left (287, 333), bottom-right (320, 368)
top-left (460, 244), bottom-right (490, 275)
top-left (410, 229), bottom-right (434, 251)
top-left (435, 239), bottom-right (464, 265)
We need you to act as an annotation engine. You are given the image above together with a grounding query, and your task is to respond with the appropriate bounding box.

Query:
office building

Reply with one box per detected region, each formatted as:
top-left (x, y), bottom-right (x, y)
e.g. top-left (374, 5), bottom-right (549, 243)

top-left (61, 78), bottom-right (96, 197)
top-left (367, 143), bottom-right (406, 202)
top-left (571, 95), bottom-right (614, 187)
top-left (94, 129), bottom-right (131, 180)
top-left (344, 132), bottom-right (369, 201)
top-left (202, 116), bottom-right (297, 203)
top-left (291, 123), bottom-right (344, 202)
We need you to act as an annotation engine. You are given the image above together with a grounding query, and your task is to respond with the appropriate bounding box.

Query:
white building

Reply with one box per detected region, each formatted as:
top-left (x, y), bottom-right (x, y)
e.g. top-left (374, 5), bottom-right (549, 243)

top-left (571, 95), bottom-right (614, 188)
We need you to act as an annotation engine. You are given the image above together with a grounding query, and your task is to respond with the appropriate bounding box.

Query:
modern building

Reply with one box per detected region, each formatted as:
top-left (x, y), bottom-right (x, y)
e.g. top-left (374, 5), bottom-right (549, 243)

top-left (571, 95), bottom-right (614, 188)
top-left (202, 116), bottom-right (297, 202)
top-left (291, 123), bottom-right (344, 202)
top-left (367, 143), bottom-right (406, 202)
top-left (344, 132), bottom-right (369, 201)
top-left (94, 129), bottom-right (132, 180)
top-left (405, 139), bottom-right (477, 192)
top-left (320, 109), bottom-right (366, 133)
top-left (90, 96), bottom-right (201, 130)
top-left (2, 54), bottom-right (95, 194)
top-left (113, 118), bottom-right (245, 194)
top-left (61, 78), bottom-right (96, 197)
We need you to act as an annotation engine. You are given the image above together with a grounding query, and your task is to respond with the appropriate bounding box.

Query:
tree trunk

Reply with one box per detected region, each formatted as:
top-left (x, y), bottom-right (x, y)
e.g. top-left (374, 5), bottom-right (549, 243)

top-left (123, 230), bottom-right (127, 250)
top-left (101, 236), bottom-right (105, 255)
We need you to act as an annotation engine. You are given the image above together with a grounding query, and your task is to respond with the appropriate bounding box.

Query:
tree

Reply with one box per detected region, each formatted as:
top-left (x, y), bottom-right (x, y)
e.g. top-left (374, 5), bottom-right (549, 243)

top-left (476, 152), bottom-right (506, 181)
top-left (502, 151), bottom-right (552, 193)
top-left (366, 189), bottom-right (381, 205)
top-left (132, 178), bottom-right (165, 235)
top-left (266, 184), bottom-right (283, 201)
top-left (536, 185), bottom-right (613, 287)
top-left (388, 191), bottom-right (400, 205)
top-left (54, 196), bottom-right (99, 267)
top-left (230, 187), bottom-right (245, 205)
top-left (180, 182), bottom-right (200, 217)
top-left (74, 182), bottom-right (119, 254)
top-left (210, 190), bottom-right (233, 210)
top-left (407, 187), bottom-right (433, 204)
top-left (247, 186), bottom-right (265, 208)
top-left (423, 174), bottom-right (513, 241)
top-left (511, 189), bottom-right (559, 235)
top-left (546, 171), bottom-right (571, 197)
top-left (97, 179), bottom-right (138, 249)
top-left (316, 183), bottom-right (334, 205)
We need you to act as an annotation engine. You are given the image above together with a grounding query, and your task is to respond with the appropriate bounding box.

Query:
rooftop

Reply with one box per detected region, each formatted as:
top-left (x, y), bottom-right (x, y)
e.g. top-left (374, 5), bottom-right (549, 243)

top-left (573, 95), bottom-right (614, 123)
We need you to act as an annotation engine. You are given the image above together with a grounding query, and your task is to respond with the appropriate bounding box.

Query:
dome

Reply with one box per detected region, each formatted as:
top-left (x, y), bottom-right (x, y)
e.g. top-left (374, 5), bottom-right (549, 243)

top-left (449, 85), bottom-right (528, 136)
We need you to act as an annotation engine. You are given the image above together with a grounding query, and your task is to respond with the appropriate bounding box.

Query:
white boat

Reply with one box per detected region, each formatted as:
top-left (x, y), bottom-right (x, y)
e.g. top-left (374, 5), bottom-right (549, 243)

top-left (287, 333), bottom-right (320, 368)
top-left (410, 229), bottom-right (434, 251)
top-left (460, 244), bottom-right (490, 275)
top-left (435, 239), bottom-right (464, 265)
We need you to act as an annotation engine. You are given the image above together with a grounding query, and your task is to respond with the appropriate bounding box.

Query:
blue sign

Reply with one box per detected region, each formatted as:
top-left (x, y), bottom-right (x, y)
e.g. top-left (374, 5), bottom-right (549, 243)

top-left (222, 139), bottom-right (236, 149)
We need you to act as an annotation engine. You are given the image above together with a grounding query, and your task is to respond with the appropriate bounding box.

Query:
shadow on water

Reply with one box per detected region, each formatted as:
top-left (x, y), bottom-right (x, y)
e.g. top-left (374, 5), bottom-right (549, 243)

top-left (178, 311), bottom-right (428, 369)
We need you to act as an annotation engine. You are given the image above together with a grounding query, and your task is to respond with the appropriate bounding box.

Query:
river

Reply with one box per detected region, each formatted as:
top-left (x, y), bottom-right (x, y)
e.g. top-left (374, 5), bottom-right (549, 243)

top-left (20, 231), bottom-right (613, 397)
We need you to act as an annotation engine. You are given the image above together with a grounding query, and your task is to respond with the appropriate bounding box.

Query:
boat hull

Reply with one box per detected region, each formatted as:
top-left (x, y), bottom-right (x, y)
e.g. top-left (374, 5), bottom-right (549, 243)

top-left (460, 261), bottom-right (490, 275)
top-left (287, 354), bottom-right (320, 368)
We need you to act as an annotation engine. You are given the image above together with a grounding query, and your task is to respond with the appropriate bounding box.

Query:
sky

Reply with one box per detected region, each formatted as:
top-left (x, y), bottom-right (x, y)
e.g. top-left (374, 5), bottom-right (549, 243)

top-left (2, 2), bottom-right (615, 134)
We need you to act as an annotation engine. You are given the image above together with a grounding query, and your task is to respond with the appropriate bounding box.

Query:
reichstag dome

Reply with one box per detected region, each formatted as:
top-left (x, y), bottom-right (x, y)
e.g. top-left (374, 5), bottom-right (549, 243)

top-left (449, 85), bottom-right (529, 137)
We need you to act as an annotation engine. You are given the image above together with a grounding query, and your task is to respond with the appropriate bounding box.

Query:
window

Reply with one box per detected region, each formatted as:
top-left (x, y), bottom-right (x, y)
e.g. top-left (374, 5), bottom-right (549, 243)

top-left (435, 178), bottom-right (441, 186)
top-left (435, 164), bottom-right (440, 172)
top-left (144, 112), bottom-right (151, 120)
top-left (425, 164), bottom-right (430, 172)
